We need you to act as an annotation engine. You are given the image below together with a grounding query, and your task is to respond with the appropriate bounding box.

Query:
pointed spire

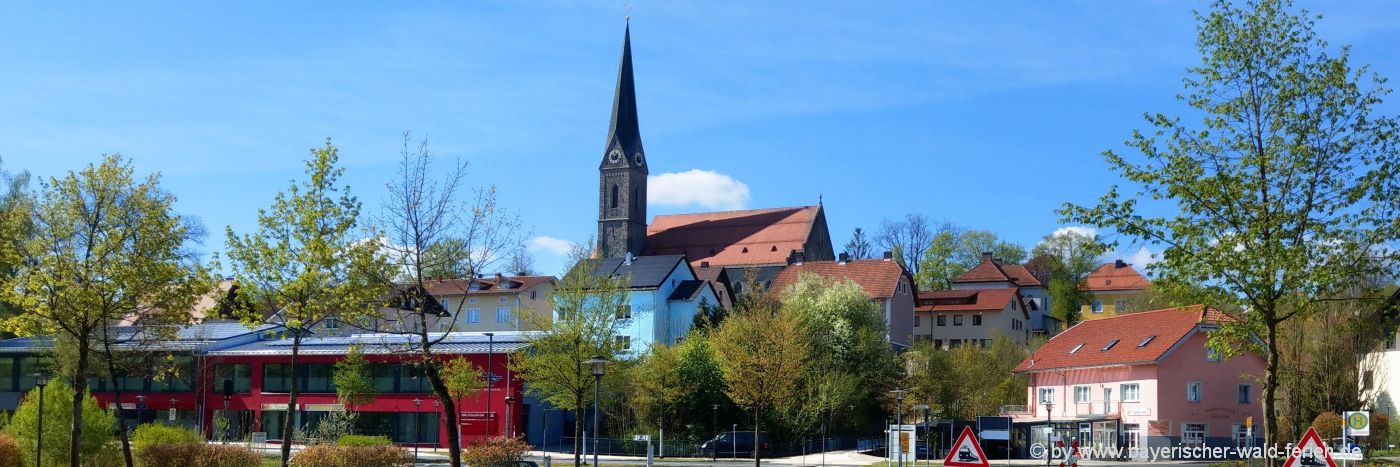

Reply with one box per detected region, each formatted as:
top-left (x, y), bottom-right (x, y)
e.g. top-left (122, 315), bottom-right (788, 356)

top-left (605, 23), bottom-right (643, 161)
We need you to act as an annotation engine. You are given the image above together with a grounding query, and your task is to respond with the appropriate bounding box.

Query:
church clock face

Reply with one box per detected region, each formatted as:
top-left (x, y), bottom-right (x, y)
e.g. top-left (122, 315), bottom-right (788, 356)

top-left (608, 148), bottom-right (623, 164)
top-left (634, 152), bottom-right (645, 166)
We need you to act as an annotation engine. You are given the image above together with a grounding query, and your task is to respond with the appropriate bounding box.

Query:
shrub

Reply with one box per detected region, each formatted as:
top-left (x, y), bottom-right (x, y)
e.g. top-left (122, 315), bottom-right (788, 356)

top-left (136, 443), bottom-right (259, 467)
top-left (462, 436), bottom-right (532, 467)
top-left (2, 380), bottom-right (115, 466)
top-left (338, 434), bottom-right (393, 447)
top-left (1369, 413), bottom-right (1391, 450)
top-left (289, 445), bottom-right (412, 467)
top-left (84, 442), bottom-right (125, 467)
top-left (1313, 411), bottom-right (1343, 440)
top-left (131, 423), bottom-right (203, 454)
top-left (0, 433), bottom-right (19, 467)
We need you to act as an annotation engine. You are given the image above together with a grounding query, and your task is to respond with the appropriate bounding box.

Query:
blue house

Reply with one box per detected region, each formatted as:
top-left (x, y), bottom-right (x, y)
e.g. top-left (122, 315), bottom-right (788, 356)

top-left (581, 254), bottom-right (718, 353)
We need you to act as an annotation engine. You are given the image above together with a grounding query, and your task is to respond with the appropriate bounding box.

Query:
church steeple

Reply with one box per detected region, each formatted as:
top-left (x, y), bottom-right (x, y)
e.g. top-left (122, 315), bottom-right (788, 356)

top-left (598, 23), bottom-right (648, 259)
top-left (601, 24), bottom-right (645, 171)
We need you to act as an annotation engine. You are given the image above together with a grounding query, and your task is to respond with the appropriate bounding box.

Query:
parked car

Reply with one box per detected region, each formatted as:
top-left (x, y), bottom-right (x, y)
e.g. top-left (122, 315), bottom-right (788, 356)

top-left (700, 431), bottom-right (770, 458)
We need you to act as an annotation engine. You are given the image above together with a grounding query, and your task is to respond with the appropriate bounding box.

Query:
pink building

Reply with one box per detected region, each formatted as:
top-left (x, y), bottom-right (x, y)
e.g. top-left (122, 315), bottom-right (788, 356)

top-left (1008, 306), bottom-right (1264, 459)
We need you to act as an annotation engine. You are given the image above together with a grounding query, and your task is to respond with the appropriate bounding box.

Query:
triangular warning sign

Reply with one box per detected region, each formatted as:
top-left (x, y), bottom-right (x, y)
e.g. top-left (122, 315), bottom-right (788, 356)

top-left (943, 426), bottom-right (991, 467)
top-left (1282, 427), bottom-right (1337, 467)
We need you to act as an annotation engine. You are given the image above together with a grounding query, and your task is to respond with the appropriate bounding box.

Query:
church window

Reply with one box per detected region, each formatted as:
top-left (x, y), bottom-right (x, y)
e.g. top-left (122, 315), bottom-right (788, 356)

top-left (610, 185), bottom-right (619, 208)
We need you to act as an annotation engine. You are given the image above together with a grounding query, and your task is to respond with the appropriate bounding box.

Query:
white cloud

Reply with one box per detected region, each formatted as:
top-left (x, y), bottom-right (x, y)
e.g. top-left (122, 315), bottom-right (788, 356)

top-left (647, 170), bottom-right (751, 211)
top-left (527, 236), bottom-right (574, 256)
top-left (1112, 246), bottom-right (1161, 269)
top-left (1051, 226), bottom-right (1098, 238)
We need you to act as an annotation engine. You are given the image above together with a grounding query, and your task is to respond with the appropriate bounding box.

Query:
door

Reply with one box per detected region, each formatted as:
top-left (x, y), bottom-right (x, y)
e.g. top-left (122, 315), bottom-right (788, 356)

top-left (1123, 423), bottom-right (1142, 459)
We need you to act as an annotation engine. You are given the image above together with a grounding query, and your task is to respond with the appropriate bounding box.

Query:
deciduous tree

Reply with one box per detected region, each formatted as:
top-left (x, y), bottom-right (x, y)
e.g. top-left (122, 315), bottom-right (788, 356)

top-left (710, 291), bottom-right (810, 467)
top-left (1061, 0), bottom-right (1400, 458)
top-left (225, 140), bottom-right (388, 467)
top-left (3, 155), bottom-right (208, 467)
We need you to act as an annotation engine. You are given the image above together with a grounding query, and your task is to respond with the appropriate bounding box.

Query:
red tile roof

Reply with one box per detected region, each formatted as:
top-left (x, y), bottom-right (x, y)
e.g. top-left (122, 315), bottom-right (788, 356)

top-left (916, 288), bottom-right (1021, 313)
top-left (645, 205), bottom-right (822, 267)
top-left (423, 275), bottom-right (554, 296)
top-left (1013, 305), bottom-right (1233, 373)
top-left (954, 256), bottom-right (1042, 287)
top-left (769, 259), bottom-right (909, 299)
top-left (1081, 261), bottom-right (1152, 291)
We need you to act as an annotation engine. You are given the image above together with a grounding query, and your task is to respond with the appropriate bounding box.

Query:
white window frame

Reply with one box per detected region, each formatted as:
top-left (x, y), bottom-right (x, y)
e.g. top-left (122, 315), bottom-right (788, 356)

top-left (1091, 300), bottom-right (1104, 313)
top-left (496, 307), bottom-right (511, 323)
top-left (1182, 423), bottom-right (1206, 448)
top-left (1120, 383), bottom-right (1140, 402)
top-left (1233, 424), bottom-right (1250, 448)
top-left (616, 334), bottom-right (632, 350)
top-left (466, 308), bottom-right (481, 323)
top-left (1207, 347), bottom-right (1223, 362)
top-left (1187, 382), bottom-right (1202, 402)
top-left (1038, 387), bottom-right (1055, 404)
top-left (616, 304), bottom-right (633, 320)
top-left (1073, 386), bottom-right (1090, 403)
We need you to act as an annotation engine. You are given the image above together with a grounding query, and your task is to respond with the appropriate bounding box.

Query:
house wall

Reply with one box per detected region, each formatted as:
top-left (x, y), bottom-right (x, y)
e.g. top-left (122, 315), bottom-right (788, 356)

top-left (1078, 289), bottom-right (1146, 320)
top-left (1155, 330), bottom-right (1265, 445)
top-left (886, 276), bottom-right (914, 346)
top-left (616, 261), bottom-right (707, 354)
top-left (1366, 344), bottom-right (1400, 417)
top-left (1023, 366), bottom-right (1161, 423)
top-left (928, 303), bottom-right (1026, 348)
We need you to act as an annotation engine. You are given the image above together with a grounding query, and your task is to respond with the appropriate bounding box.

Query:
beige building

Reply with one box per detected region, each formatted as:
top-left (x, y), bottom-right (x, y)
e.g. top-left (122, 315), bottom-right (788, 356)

top-left (1078, 260), bottom-right (1152, 320)
top-left (369, 275), bottom-right (555, 334)
top-left (915, 287), bottom-right (1030, 349)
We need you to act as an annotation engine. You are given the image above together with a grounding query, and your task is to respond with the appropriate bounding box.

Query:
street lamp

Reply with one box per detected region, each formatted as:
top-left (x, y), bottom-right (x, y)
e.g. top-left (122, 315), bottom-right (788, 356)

top-left (891, 389), bottom-right (906, 467)
top-left (136, 394), bottom-right (147, 425)
top-left (913, 405), bottom-right (930, 467)
top-left (1044, 401), bottom-right (1054, 466)
top-left (485, 332), bottom-right (495, 439)
top-left (34, 370), bottom-right (49, 467)
top-left (221, 379), bottom-right (233, 444)
top-left (414, 397), bottom-right (423, 462)
top-left (711, 404), bottom-right (719, 461)
top-left (504, 396), bottom-right (515, 437)
top-left (583, 356), bottom-right (609, 467)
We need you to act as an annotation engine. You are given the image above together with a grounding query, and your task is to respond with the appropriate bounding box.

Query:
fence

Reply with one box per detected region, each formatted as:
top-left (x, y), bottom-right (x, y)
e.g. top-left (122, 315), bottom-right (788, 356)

top-left (550, 435), bottom-right (866, 459)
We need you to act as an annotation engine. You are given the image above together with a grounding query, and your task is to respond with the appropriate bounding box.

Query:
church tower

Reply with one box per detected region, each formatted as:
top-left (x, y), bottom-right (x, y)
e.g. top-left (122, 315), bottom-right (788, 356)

top-left (598, 24), bottom-right (648, 259)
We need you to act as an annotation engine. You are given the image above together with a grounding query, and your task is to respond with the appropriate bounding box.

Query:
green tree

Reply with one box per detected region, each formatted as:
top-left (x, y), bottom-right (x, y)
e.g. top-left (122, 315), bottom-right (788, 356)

top-left (779, 274), bottom-right (900, 435)
top-left (0, 162), bottom-right (30, 336)
top-left (333, 345), bottom-right (379, 409)
top-left (224, 140), bottom-right (389, 467)
top-left (1061, 0), bottom-right (1400, 457)
top-left (914, 230), bottom-right (962, 290)
top-left (843, 227), bottom-right (874, 260)
top-left (914, 225), bottom-right (1026, 290)
top-left (439, 357), bottom-right (486, 401)
top-left (3, 155), bottom-right (208, 467)
top-left (903, 334), bottom-right (1027, 421)
top-left (3, 380), bottom-right (116, 466)
top-left (1031, 229), bottom-right (1108, 323)
top-left (631, 343), bottom-right (684, 437)
top-left (512, 245), bottom-right (631, 467)
top-left (710, 291), bottom-right (811, 467)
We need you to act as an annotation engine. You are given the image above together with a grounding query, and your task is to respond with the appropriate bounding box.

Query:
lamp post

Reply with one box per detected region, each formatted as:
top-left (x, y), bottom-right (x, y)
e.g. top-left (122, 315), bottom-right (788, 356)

top-left (222, 379), bottom-right (233, 444)
top-left (504, 396), bottom-right (515, 437)
top-left (711, 404), bottom-right (719, 461)
top-left (136, 394), bottom-right (147, 426)
top-left (34, 370), bottom-right (49, 467)
top-left (433, 398), bottom-right (442, 451)
top-left (485, 332), bottom-right (494, 439)
top-left (891, 390), bottom-right (906, 467)
top-left (1044, 402), bottom-right (1054, 466)
top-left (732, 423), bottom-right (737, 460)
top-left (414, 397), bottom-right (423, 462)
top-left (584, 356), bottom-right (609, 467)
top-left (912, 404), bottom-right (929, 466)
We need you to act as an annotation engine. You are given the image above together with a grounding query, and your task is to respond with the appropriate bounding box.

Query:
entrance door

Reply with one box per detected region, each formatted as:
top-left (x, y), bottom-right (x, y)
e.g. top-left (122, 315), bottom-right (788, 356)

top-left (1123, 424), bottom-right (1142, 459)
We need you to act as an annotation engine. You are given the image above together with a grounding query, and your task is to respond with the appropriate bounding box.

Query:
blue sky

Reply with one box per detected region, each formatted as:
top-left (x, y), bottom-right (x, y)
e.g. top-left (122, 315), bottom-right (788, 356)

top-left (2, 1), bottom-right (1399, 275)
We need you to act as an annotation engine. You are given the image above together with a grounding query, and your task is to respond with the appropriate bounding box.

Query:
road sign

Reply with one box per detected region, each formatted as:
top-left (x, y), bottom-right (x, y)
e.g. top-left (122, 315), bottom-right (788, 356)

top-left (1344, 411), bottom-right (1370, 436)
top-left (1282, 427), bottom-right (1337, 467)
top-left (1057, 438), bottom-right (1080, 467)
top-left (1246, 416), bottom-right (1253, 428)
top-left (943, 426), bottom-right (990, 467)
top-left (633, 434), bottom-right (651, 442)
top-left (168, 407), bottom-right (176, 422)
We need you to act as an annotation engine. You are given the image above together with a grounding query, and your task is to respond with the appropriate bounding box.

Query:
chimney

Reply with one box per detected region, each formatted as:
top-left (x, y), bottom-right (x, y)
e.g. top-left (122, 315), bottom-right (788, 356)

top-left (838, 252), bottom-right (850, 264)
top-left (1115, 259), bottom-right (1126, 268)
top-left (700, 261), bottom-right (710, 269)
top-left (495, 272), bottom-right (505, 285)
top-left (882, 251), bottom-right (894, 260)
top-left (981, 252), bottom-right (993, 262)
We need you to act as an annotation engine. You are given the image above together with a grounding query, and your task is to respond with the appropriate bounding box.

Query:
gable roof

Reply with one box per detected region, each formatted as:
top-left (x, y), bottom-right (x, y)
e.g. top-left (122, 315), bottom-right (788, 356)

top-left (667, 280), bottom-right (711, 302)
top-left (954, 254), bottom-right (1042, 287)
top-left (768, 258), bottom-right (910, 299)
top-left (916, 289), bottom-right (1025, 317)
top-left (645, 205), bottom-right (823, 267)
top-left (1013, 305), bottom-right (1233, 373)
top-left (581, 255), bottom-right (689, 290)
top-left (1081, 261), bottom-right (1152, 291)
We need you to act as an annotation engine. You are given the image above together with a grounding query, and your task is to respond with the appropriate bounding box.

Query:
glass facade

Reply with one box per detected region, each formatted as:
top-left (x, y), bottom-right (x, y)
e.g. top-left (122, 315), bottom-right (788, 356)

top-left (214, 363), bottom-right (253, 393)
top-left (354, 412), bottom-right (440, 443)
top-left (261, 362), bottom-right (443, 394)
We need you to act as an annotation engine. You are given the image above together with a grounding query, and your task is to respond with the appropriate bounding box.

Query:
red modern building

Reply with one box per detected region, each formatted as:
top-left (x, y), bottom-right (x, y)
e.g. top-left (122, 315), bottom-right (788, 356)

top-left (0, 322), bottom-right (531, 449)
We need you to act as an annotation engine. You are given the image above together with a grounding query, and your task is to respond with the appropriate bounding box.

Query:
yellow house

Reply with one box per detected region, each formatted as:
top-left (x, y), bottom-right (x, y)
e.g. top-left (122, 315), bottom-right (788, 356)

top-left (1078, 260), bottom-right (1151, 319)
